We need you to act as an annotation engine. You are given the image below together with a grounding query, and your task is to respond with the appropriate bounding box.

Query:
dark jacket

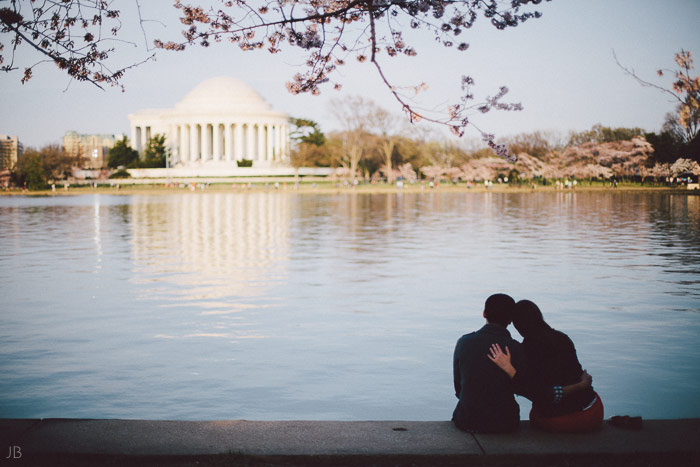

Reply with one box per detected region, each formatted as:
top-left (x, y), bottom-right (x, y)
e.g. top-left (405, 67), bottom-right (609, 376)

top-left (520, 329), bottom-right (596, 417)
top-left (452, 324), bottom-right (526, 433)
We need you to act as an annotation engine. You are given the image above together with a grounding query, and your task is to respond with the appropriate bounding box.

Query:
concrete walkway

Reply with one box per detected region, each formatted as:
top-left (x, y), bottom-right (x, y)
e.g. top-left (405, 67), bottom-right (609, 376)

top-left (2, 419), bottom-right (699, 463)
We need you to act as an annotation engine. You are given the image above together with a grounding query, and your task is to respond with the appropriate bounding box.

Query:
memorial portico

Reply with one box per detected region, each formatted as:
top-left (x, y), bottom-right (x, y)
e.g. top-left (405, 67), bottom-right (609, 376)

top-left (128, 77), bottom-right (289, 168)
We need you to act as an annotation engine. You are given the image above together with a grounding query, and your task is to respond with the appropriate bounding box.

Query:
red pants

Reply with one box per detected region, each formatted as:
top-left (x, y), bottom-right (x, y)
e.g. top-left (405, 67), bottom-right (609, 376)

top-left (530, 393), bottom-right (604, 433)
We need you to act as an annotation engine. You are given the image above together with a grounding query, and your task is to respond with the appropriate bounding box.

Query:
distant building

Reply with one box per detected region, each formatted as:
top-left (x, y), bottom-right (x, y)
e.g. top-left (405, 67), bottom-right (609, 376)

top-left (0, 135), bottom-right (22, 170)
top-left (62, 132), bottom-right (122, 169)
top-left (128, 77), bottom-right (290, 168)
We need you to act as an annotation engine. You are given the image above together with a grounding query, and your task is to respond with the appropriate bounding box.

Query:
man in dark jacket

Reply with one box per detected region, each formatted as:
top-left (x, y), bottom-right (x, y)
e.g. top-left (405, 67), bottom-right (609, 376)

top-left (452, 293), bottom-right (526, 433)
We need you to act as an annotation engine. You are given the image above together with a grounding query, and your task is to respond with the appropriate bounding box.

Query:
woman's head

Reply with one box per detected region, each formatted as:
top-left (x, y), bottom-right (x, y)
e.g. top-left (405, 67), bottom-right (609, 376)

top-left (513, 299), bottom-right (550, 338)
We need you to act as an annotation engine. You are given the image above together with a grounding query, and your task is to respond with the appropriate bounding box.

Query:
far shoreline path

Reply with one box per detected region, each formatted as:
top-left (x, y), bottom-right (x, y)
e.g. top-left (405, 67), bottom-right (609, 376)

top-left (2, 180), bottom-right (697, 197)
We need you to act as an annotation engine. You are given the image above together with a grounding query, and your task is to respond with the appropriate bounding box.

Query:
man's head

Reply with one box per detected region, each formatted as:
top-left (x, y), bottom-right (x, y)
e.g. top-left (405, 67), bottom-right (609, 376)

top-left (483, 293), bottom-right (515, 327)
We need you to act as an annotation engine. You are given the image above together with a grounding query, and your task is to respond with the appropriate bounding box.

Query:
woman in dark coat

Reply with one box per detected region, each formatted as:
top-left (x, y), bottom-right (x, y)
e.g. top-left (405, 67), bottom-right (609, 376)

top-left (488, 300), bottom-right (604, 432)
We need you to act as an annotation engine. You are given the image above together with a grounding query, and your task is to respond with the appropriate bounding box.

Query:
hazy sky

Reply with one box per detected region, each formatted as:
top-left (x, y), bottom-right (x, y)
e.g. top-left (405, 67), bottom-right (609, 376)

top-left (2, 0), bottom-right (699, 149)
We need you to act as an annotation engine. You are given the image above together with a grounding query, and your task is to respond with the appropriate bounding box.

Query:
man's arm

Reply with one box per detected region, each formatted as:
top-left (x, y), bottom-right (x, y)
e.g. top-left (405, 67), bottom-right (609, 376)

top-left (561, 370), bottom-right (592, 397)
top-left (453, 342), bottom-right (462, 398)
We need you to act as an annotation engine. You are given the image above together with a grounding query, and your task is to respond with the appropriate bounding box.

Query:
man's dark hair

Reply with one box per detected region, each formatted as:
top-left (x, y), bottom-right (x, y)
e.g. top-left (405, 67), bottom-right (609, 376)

top-left (484, 293), bottom-right (515, 327)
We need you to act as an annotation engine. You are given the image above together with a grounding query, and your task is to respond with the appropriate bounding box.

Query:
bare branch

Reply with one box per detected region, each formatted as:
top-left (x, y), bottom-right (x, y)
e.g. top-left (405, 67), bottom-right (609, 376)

top-left (616, 48), bottom-right (700, 142)
top-left (2, 1), bottom-right (550, 155)
top-left (613, 49), bottom-right (682, 104)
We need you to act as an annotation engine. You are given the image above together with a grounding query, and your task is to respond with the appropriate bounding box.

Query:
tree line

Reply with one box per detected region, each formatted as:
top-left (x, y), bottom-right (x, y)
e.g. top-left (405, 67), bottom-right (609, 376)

top-left (291, 48), bottom-right (700, 183)
top-left (9, 135), bottom-right (167, 190)
top-left (290, 116), bottom-right (700, 184)
top-left (107, 135), bottom-right (168, 171)
top-left (7, 46), bottom-right (699, 189)
top-left (7, 120), bottom-right (698, 191)
top-left (11, 145), bottom-right (83, 190)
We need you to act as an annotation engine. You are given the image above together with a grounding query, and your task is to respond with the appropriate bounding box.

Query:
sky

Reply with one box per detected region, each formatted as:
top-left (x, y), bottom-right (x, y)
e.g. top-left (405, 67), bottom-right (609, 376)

top-left (1, 0), bottom-right (700, 149)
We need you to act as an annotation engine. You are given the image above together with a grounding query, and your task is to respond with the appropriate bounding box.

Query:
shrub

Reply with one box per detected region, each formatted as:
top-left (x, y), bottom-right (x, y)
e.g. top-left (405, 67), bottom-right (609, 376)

top-left (109, 169), bottom-right (131, 179)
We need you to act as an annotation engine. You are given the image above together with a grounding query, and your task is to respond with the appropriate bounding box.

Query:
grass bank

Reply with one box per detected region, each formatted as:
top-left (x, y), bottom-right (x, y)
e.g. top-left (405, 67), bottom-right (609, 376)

top-left (1, 180), bottom-right (695, 197)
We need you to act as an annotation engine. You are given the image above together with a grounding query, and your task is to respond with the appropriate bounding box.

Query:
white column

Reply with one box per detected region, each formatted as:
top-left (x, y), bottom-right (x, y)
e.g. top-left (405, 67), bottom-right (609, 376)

top-left (190, 124), bottom-right (199, 162)
top-left (256, 124), bottom-right (264, 162)
top-left (225, 124), bottom-right (233, 162)
top-left (168, 125), bottom-right (176, 167)
top-left (234, 123), bottom-right (243, 161)
top-left (130, 125), bottom-right (138, 152)
top-left (213, 123), bottom-right (221, 162)
top-left (170, 125), bottom-right (177, 165)
top-left (233, 123), bottom-right (243, 161)
top-left (198, 123), bottom-right (205, 162)
top-left (134, 126), bottom-right (143, 154)
top-left (181, 124), bottom-right (190, 164)
top-left (246, 123), bottom-right (254, 160)
top-left (275, 123), bottom-right (282, 160)
top-left (141, 127), bottom-right (149, 155)
top-left (280, 124), bottom-right (288, 160)
top-left (202, 123), bottom-right (211, 162)
top-left (266, 123), bottom-right (273, 162)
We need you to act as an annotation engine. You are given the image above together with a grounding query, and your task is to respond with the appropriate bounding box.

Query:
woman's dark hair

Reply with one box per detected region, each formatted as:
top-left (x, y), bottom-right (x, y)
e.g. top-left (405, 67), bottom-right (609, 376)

top-left (513, 299), bottom-right (552, 338)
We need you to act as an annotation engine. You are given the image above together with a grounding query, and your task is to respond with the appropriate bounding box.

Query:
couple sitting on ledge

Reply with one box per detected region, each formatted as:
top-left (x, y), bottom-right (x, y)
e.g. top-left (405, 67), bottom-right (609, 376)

top-left (452, 293), bottom-right (604, 433)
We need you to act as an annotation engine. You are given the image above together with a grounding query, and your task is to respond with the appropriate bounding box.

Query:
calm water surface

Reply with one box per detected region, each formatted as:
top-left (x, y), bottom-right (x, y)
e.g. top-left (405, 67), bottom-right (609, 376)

top-left (1, 191), bottom-right (699, 420)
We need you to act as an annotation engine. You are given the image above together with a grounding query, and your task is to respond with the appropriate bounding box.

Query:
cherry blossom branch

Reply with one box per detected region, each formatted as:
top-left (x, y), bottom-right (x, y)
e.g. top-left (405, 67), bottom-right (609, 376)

top-left (613, 49), bottom-right (683, 104)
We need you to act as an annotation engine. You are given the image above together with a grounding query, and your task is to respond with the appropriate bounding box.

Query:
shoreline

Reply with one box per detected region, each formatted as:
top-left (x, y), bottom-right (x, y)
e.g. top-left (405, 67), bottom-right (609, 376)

top-left (1, 181), bottom-right (697, 197)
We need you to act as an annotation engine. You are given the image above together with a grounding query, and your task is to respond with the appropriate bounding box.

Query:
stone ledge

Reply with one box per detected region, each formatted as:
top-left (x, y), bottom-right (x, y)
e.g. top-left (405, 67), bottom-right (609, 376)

top-left (1, 419), bottom-right (699, 463)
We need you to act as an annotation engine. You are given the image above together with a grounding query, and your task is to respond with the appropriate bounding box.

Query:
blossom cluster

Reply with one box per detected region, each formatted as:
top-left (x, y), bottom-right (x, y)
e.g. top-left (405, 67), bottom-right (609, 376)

top-left (1, 1), bottom-right (549, 154)
top-left (420, 135), bottom-right (681, 182)
top-left (165, 1), bottom-right (548, 153)
top-left (1, 0), bottom-right (155, 89)
top-left (487, 139), bottom-right (517, 163)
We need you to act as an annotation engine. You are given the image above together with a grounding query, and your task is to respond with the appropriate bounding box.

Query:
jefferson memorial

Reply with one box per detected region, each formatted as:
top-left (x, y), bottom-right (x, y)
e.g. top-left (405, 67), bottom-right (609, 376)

top-left (128, 77), bottom-right (290, 169)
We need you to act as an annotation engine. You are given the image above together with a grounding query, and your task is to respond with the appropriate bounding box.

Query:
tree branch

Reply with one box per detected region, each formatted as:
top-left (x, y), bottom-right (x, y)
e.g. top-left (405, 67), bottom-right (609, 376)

top-left (613, 49), bottom-right (683, 104)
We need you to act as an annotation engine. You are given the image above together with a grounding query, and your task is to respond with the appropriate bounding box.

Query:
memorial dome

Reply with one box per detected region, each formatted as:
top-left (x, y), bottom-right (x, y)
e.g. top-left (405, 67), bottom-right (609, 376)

top-left (129, 76), bottom-right (289, 169)
top-left (175, 76), bottom-right (272, 114)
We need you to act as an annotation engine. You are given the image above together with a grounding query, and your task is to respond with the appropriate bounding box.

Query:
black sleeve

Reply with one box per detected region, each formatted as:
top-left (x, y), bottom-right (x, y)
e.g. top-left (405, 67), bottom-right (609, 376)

top-left (453, 341), bottom-right (461, 399)
top-left (511, 343), bottom-right (559, 405)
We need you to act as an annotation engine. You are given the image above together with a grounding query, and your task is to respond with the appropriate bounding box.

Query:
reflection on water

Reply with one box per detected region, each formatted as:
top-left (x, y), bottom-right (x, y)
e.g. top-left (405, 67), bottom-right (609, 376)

top-left (131, 194), bottom-right (290, 316)
top-left (0, 191), bottom-right (699, 421)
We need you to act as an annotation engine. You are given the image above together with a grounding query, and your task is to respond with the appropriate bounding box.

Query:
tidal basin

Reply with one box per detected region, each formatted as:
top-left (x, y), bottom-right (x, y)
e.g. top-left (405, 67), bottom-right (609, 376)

top-left (1, 191), bottom-right (699, 421)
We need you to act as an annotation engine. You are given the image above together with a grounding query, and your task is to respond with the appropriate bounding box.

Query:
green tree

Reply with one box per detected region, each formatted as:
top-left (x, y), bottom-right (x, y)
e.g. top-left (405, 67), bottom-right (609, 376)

top-left (502, 130), bottom-right (561, 159)
top-left (107, 137), bottom-right (139, 169)
top-left (329, 96), bottom-right (373, 180)
top-left (140, 134), bottom-right (168, 168)
top-left (15, 150), bottom-right (46, 190)
top-left (40, 144), bottom-right (75, 180)
top-left (290, 118), bottom-right (326, 146)
top-left (394, 134), bottom-right (433, 170)
top-left (13, 145), bottom-right (76, 189)
top-left (645, 130), bottom-right (683, 165)
top-left (687, 133), bottom-right (700, 162)
top-left (568, 124), bottom-right (645, 146)
top-left (365, 102), bottom-right (402, 182)
top-left (645, 112), bottom-right (700, 164)
top-left (289, 118), bottom-right (330, 170)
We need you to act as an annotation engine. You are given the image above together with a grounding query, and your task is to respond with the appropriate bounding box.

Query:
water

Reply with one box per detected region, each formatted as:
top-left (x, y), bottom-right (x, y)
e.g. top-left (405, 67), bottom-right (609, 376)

top-left (1, 191), bottom-right (699, 421)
